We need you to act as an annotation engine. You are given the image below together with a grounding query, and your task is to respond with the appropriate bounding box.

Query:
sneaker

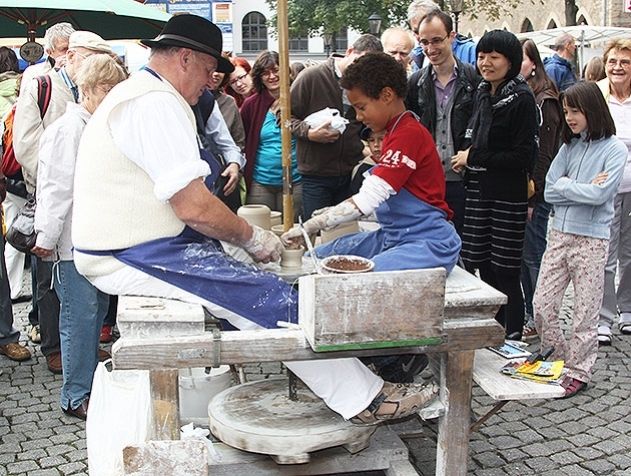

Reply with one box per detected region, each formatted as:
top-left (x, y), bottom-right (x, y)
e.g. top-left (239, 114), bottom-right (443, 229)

top-left (0, 342), bottom-right (32, 362)
top-left (28, 325), bottom-right (41, 344)
top-left (99, 325), bottom-right (113, 343)
top-left (522, 325), bottom-right (538, 342)
top-left (598, 325), bottom-right (612, 346)
top-left (351, 381), bottom-right (439, 424)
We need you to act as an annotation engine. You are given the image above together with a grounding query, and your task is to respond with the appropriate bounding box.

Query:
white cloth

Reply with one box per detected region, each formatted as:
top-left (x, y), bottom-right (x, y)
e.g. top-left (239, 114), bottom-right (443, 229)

top-left (205, 102), bottom-right (245, 168)
top-left (2, 193), bottom-right (26, 299)
top-left (109, 88), bottom-right (210, 202)
top-left (352, 174), bottom-right (396, 216)
top-left (35, 102), bottom-right (89, 260)
top-left (89, 260), bottom-right (383, 420)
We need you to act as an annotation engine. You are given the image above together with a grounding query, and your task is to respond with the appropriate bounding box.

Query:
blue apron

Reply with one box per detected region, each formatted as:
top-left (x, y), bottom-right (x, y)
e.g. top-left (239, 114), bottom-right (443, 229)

top-left (80, 142), bottom-right (297, 328)
top-left (315, 184), bottom-right (461, 273)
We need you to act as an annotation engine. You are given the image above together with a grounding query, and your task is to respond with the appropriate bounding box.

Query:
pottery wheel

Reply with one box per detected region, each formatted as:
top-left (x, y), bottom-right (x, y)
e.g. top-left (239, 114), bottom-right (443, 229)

top-left (208, 378), bottom-right (377, 464)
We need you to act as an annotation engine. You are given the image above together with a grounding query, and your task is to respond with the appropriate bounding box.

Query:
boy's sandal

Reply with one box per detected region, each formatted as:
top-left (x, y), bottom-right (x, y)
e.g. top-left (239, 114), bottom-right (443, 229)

top-left (619, 323), bottom-right (631, 335)
top-left (351, 381), bottom-right (439, 425)
top-left (560, 377), bottom-right (587, 399)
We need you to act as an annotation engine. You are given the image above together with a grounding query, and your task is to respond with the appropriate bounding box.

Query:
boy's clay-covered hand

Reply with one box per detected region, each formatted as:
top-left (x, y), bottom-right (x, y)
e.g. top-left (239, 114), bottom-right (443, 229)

top-left (281, 201), bottom-right (362, 245)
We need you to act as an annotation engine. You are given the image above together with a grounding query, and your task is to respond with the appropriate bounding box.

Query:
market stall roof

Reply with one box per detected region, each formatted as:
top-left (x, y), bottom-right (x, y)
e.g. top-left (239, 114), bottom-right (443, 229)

top-left (0, 0), bottom-right (171, 41)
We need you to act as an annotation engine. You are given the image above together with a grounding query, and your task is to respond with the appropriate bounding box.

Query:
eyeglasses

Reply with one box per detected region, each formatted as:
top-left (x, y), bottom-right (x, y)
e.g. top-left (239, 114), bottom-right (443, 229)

top-left (418, 34), bottom-right (449, 48)
top-left (229, 72), bottom-right (248, 86)
top-left (607, 58), bottom-right (631, 68)
top-left (262, 67), bottom-right (280, 79)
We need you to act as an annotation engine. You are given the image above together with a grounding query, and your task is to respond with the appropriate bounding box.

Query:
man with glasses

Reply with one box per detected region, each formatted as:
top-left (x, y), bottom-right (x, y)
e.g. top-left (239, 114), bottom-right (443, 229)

top-left (13, 31), bottom-right (113, 374)
top-left (544, 33), bottom-right (577, 91)
top-left (290, 34), bottom-right (383, 219)
top-left (406, 9), bottom-right (480, 236)
top-left (407, 0), bottom-right (476, 72)
top-left (381, 27), bottom-right (415, 73)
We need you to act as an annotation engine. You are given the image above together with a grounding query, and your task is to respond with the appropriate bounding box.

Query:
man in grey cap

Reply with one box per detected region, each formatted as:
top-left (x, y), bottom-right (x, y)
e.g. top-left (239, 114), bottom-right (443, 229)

top-left (72, 14), bottom-right (436, 425)
top-left (13, 30), bottom-right (113, 374)
top-left (543, 33), bottom-right (577, 91)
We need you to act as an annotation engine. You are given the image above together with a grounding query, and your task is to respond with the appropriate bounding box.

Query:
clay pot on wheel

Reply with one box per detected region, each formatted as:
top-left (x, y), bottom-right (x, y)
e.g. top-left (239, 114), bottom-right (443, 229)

top-left (281, 247), bottom-right (305, 269)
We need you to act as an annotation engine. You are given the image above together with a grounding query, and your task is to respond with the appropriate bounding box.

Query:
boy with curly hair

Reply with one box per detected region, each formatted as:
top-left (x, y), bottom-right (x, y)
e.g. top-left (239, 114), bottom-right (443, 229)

top-left (283, 52), bottom-right (460, 273)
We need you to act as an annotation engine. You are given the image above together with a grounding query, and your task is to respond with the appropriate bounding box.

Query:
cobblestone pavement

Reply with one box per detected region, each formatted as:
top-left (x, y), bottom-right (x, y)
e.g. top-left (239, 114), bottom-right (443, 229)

top-left (1, 277), bottom-right (630, 475)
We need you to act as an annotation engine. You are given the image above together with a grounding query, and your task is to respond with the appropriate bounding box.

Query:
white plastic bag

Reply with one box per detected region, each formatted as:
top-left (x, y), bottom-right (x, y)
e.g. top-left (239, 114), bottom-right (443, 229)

top-left (304, 107), bottom-right (349, 134)
top-left (87, 361), bottom-right (152, 476)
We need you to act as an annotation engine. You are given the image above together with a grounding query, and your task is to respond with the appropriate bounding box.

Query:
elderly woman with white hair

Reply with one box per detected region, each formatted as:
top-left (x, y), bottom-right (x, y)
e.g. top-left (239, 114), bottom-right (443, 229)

top-left (31, 54), bottom-right (128, 420)
top-left (596, 39), bottom-right (631, 343)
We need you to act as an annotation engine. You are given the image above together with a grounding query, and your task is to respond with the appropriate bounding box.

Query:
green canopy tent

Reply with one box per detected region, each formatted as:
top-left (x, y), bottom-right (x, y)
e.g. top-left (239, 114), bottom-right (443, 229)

top-left (0, 0), bottom-right (171, 41)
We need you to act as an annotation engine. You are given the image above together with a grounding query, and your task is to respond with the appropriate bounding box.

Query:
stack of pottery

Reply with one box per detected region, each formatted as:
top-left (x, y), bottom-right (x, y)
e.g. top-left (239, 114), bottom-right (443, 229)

top-left (237, 204), bottom-right (272, 230)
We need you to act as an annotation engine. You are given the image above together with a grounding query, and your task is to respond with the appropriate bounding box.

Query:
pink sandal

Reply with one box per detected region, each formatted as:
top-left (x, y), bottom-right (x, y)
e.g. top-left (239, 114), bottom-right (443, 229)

top-left (561, 377), bottom-right (587, 398)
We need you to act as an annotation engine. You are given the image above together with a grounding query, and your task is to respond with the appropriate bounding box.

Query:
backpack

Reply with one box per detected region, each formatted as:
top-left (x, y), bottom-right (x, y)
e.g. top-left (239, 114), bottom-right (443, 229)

top-left (1, 75), bottom-right (52, 178)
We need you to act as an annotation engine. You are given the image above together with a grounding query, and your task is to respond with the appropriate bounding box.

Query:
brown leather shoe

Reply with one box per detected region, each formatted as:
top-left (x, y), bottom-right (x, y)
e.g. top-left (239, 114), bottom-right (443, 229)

top-left (0, 342), bottom-right (32, 362)
top-left (62, 398), bottom-right (89, 420)
top-left (98, 348), bottom-right (111, 362)
top-left (46, 351), bottom-right (63, 374)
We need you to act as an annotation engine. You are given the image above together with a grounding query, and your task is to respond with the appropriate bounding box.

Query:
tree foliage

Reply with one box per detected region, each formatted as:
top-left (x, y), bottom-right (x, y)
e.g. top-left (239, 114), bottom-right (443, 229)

top-left (265, 0), bottom-right (544, 39)
top-left (265, 0), bottom-right (410, 37)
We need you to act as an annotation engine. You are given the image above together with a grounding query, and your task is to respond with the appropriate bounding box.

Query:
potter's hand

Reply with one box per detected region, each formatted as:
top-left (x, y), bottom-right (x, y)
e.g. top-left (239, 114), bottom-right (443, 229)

top-left (282, 200), bottom-right (362, 246)
top-left (243, 225), bottom-right (283, 263)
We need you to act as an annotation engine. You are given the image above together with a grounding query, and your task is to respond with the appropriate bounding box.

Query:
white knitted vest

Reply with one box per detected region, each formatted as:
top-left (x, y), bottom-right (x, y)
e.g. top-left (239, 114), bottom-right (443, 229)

top-left (72, 71), bottom-right (195, 277)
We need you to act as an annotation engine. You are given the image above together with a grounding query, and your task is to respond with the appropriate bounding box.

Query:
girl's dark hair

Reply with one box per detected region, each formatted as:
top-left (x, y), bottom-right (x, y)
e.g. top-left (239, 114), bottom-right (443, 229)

top-left (340, 52), bottom-right (407, 100)
top-left (560, 81), bottom-right (616, 143)
top-left (520, 39), bottom-right (558, 96)
top-left (476, 30), bottom-right (522, 80)
top-left (251, 50), bottom-right (279, 93)
top-left (0, 46), bottom-right (19, 74)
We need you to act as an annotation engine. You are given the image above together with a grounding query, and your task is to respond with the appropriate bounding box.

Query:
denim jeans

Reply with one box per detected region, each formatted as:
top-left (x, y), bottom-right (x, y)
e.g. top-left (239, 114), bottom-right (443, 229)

top-left (521, 201), bottom-right (552, 317)
top-left (300, 174), bottom-right (352, 219)
top-left (54, 260), bottom-right (109, 410)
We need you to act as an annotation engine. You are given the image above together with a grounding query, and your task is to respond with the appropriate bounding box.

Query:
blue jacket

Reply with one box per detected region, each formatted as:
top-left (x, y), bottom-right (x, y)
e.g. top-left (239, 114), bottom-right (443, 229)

top-left (543, 54), bottom-right (576, 92)
top-left (410, 34), bottom-right (476, 72)
top-left (545, 134), bottom-right (627, 239)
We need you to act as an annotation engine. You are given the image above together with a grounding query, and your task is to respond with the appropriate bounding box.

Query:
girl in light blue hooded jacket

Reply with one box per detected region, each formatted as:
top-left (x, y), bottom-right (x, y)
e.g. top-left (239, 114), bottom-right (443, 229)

top-left (533, 81), bottom-right (627, 399)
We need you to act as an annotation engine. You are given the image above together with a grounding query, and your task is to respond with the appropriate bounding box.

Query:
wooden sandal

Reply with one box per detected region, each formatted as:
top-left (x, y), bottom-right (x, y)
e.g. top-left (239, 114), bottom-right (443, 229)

top-left (561, 377), bottom-right (587, 399)
top-left (351, 381), bottom-right (438, 424)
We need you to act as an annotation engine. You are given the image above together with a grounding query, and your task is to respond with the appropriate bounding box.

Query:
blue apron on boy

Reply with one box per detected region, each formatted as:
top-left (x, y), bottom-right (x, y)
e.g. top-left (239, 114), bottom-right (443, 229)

top-left (315, 182), bottom-right (461, 273)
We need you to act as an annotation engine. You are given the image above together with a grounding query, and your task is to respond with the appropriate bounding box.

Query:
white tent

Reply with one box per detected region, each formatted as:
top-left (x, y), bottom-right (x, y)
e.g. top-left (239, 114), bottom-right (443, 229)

top-left (516, 25), bottom-right (631, 75)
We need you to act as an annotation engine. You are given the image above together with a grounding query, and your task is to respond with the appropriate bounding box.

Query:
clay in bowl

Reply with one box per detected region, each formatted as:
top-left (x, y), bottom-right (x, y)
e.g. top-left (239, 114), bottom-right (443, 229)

top-left (321, 255), bottom-right (375, 274)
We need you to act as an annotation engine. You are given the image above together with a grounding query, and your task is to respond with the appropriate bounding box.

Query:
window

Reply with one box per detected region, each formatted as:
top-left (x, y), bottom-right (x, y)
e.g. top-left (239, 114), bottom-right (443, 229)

top-left (547, 19), bottom-right (558, 29)
top-left (242, 12), bottom-right (268, 52)
top-left (334, 27), bottom-right (348, 53)
top-left (521, 19), bottom-right (534, 33)
top-left (289, 36), bottom-right (308, 51)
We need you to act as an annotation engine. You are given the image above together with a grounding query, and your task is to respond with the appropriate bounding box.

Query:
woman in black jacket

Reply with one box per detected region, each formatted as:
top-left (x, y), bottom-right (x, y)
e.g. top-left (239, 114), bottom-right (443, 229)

top-left (451, 30), bottom-right (538, 339)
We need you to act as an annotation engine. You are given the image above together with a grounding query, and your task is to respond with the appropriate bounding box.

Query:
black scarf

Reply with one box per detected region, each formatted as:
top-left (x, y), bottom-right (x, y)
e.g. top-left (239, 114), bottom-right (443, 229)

top-left (466, 75), bottom-right (532, 151)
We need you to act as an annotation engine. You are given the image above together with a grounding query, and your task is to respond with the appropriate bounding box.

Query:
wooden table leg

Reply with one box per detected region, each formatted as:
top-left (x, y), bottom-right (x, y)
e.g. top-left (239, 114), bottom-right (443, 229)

top-left (435, 350), bottom-right (474, 476)
top-left (149, 369), bottom-right (180, 440)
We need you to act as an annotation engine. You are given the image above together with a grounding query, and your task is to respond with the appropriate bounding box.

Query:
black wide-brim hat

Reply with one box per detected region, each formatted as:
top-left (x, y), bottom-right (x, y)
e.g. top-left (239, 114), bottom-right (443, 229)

top-left (141, 14), bottom-right (234, 74)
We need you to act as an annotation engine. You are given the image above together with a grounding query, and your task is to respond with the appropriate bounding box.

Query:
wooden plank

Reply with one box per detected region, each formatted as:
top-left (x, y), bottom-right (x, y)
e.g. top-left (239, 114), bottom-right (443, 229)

top-left (436, 350), bottom-right (474, 476)
top-left (112, 318), bottom-right (503, 370)
top-left (149, 370), bottom-right (180, 440)
top-left (299, 269), bottom-right (446, 352)
top-left (473, 349), bottom-right (565, 400)
top-left (117, 296), bottom-right (205, 338)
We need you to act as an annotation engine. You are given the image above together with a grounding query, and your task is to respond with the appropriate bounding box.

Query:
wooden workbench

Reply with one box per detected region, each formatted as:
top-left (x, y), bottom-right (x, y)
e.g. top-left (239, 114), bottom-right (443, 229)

top-left (112, 266), bottom-right (506, 476)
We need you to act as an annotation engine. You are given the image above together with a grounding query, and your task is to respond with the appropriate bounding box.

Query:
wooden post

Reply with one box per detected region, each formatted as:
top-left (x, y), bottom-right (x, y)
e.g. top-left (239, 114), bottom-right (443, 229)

top-left (149, 369), bottom-right (180, 440)
top-left (435, 350), bottom-right (474, 476)
top-left (277, 0), bottom-right (294, 230)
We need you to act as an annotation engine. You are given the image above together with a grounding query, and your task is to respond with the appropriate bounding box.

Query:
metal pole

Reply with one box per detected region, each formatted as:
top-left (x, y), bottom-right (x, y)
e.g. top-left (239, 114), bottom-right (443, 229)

top-left (277, 0), bottom-right (294, 230)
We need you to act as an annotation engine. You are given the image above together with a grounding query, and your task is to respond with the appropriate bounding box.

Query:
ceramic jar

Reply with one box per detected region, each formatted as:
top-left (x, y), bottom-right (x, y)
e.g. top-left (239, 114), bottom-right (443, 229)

top-left (281, 247), bottom-right (305, 269)
top-left (237, 204), bottom-right (271, 230)
top-left (270, 211), bottom-right (282, 228)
